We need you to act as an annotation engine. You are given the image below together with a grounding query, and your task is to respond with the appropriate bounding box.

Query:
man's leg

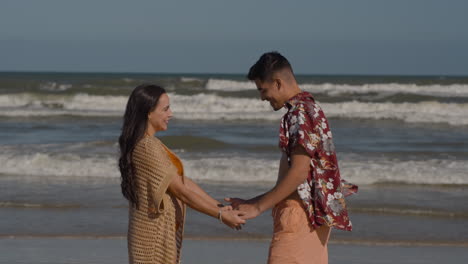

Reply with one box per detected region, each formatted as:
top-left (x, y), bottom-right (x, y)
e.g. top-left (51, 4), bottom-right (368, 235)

top-left (268, 199), bottom-right (331, 264)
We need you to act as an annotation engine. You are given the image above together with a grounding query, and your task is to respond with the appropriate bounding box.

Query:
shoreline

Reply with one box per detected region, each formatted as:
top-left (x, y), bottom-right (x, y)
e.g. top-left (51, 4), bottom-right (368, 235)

top-left (1, 237), bottom-right (467, 264)
top-left (1, 235), bottom-right (467, 248)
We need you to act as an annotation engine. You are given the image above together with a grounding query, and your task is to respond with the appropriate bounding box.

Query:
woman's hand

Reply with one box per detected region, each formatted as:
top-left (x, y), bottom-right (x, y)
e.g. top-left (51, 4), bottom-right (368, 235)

top-left (220, 205), bottom-right (233, 211)
top-left (220, 209), bottom-right (246, 230)
top-left (224, 197), bottom-right (246, 209)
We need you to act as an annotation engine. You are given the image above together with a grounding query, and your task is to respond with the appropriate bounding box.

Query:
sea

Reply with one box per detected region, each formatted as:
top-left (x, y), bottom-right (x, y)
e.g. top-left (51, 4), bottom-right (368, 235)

top-left (0, 72), bottom-right (467, 247)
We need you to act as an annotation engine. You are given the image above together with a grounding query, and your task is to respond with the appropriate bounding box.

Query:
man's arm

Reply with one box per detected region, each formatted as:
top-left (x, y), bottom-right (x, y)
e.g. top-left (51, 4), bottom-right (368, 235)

top-left (238, 145), bottom-right (311, 219)
top-left (276, 151), bottom-right (290, 185)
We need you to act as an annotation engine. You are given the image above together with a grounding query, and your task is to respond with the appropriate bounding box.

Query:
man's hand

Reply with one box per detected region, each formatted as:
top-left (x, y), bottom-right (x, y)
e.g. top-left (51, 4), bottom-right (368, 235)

top-left (224, 197), bottom-right (261, 220)
top-left (224, 197), bottom-right (246, 209)
top-left (237, 203), bottom-right (260, 220)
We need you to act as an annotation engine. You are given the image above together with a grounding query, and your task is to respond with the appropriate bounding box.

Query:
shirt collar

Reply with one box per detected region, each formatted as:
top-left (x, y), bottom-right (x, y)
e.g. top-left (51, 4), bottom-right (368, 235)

top-left (284, 91), bottom-right (312, 109)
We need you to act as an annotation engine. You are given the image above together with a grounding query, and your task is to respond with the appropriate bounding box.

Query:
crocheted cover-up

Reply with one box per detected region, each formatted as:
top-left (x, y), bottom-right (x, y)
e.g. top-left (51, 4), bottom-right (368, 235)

top-left (128, 136), bottom-right (185, 264)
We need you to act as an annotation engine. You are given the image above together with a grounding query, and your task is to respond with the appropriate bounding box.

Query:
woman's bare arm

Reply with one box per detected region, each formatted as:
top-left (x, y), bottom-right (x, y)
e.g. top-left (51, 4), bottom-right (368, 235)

top-left (168, 175), bottom-right (245, 228)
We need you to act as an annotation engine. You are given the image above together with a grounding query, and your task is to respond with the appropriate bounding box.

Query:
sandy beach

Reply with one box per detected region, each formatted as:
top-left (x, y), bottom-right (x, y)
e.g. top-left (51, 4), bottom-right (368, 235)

top-left (1, 237), bottom-right (467, 264)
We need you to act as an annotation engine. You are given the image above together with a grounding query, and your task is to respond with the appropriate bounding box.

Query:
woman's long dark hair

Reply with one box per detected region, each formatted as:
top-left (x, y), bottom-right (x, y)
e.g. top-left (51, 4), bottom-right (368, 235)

top-left (119, 84), bottom-right (166, 207)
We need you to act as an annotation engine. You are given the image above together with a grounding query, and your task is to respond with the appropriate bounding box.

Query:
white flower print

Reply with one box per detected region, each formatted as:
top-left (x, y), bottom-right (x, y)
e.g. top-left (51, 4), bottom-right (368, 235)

top-left (322, 133), bottom-right (328, 141)
top-left (290, 122), bottom-right (299, 135)
top-left (328, 199), bottom-right (344, 214)
top-left (322, 138), bottom-right (335, 153)
top-left (334, 192), bottom-right (343, 199)
top-left (311, 133), bottom-right (320, 143)
top-left (326, 182), bottom-right (334, 190)
top-left (297, 181), bottom-right (312, 200)
top-left (327, 193), bottom-right (334, 202)
top-left (327, 131), bottom-right (333, 138)
top-left (298, 112), bottom-right (305, 125)
top-left (290, 115), bottom-right (297, 125)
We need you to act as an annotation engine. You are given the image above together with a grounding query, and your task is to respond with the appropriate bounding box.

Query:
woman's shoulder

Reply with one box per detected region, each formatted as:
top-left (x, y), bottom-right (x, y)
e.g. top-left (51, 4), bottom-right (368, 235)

top-left (138, 135), bottom-right (161, 145)
top-left (134, 136), bottom-right (163, 153)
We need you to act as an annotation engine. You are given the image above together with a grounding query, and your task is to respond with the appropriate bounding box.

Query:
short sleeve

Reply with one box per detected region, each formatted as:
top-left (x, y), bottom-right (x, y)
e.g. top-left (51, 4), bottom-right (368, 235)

top-left (138, 138), bottom-right (177, 218)
top-left (287, 105), bottom-right (319, 158)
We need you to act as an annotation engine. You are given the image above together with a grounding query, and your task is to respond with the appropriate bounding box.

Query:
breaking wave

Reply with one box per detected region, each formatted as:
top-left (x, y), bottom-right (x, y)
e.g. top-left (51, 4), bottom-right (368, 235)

top-left (205, 79), bottom-right (468, 98)
top-left (1, 93), bottom-right (468, 125)
top-left (0, 150), bottom-right (466, 185)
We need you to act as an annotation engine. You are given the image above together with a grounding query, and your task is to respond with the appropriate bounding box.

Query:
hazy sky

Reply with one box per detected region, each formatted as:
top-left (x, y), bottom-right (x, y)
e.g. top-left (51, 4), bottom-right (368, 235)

top-left (1, 0), bottom-right (467, 75)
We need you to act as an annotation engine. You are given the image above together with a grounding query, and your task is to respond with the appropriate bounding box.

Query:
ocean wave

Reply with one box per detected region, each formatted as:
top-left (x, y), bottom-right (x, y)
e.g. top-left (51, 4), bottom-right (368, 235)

top-left (302, 83), bottom-right (468, 97)
top-left (175, 98), bottom-right (468, 125)
top-left (181, 77), bottom-right (204, 83)
top-left (0, 152), bottom-right (117, 178)
top-left (321, 100), bottom-right (468, 126)
top-left (188, 156), bottom-right (468, 185)
top-left (0, 93), bottom-right (128, 116)
top-left (1, 151), bottom-right (467, 185)
top-left (350, 207), bottom-right (468, 218)
top-left (0, 201), bottom-right (82, 209)
top-left (205, 78), bottom-right (468, 97)
top-left (206, 79), bottom-right (256, 91)
top-left (1, 93), bottom-right (468, 125)
top-left (39, 82), bottom-right (73, 92)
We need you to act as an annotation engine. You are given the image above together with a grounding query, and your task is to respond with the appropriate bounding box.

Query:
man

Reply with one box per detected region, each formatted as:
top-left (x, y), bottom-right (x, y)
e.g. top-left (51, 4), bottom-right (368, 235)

top-left (226, 52), bottom-right (357, 264)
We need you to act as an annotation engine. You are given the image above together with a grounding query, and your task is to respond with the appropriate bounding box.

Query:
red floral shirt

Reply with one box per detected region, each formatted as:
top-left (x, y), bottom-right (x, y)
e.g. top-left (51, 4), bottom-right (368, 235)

top-left (279, 91), bottom-right (358, 231)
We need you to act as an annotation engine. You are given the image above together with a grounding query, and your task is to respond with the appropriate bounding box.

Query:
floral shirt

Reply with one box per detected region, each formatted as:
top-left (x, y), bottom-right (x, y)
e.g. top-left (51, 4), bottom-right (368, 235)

top-left (279, 91), bottom-right (358, 231)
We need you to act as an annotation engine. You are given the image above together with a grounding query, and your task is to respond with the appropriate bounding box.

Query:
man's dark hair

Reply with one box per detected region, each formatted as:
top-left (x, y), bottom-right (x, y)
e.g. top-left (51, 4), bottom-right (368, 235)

top-left (247, 51), bottom-right (293, 81)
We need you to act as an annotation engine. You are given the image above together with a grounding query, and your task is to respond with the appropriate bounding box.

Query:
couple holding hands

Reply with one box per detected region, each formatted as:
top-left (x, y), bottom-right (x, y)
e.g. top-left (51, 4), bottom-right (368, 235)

top-left (118, 52), bottom-right (357, 264)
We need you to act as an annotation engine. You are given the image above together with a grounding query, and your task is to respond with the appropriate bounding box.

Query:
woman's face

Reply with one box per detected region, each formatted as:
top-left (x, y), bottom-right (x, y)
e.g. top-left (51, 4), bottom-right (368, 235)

top-left (148, 93), bottom-right (173, 132)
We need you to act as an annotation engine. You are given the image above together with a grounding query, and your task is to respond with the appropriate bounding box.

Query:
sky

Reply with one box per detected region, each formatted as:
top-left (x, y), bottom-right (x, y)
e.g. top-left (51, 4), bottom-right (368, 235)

top-left (1, 0), bottom-right (467, 75)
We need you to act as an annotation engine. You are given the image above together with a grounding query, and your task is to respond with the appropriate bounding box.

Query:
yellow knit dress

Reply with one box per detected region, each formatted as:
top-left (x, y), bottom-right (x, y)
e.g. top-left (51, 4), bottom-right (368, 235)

top-left (128, 136), bottom-right (185, 264)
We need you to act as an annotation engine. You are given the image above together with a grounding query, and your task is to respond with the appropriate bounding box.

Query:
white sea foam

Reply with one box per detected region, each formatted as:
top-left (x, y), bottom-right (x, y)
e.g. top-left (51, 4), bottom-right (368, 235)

top-left (0, 152), bottom-right (117, 178)
top-left (302, 83), bottom-right (468, 97)
top-left (187, 156), bottom-right (468, 185)
top-left (0, 151), bottom-right (467, 185)
top-left (0, 93), bottom-right (128, 116)
top-left (205, 79), bottom-right (468, 97)
top-left (1, 93), bottom-right (468, 125)
top-left (170, 93), bottom-right (281, 120)
top-left (339, 157), bottom-right (468, 185)
top-left (320, 101), bottom-right (468, 126)
top-left (181, 77), bottom-right (203, 82)
top-left (39, 82), bottom-right (72, 92)
top-left (206, 79), bottom-right (256, 91)
top-left (122, 78), bottom-right (134, 83)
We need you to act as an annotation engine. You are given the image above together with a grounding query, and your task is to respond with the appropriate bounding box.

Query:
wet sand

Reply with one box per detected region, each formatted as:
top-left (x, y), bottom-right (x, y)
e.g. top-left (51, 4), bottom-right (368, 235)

top-left (1, 237), bottom-right (467, 264)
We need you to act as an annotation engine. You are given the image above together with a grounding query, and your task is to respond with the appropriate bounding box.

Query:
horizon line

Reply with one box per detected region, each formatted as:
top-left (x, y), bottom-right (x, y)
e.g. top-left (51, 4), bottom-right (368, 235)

top-left (0, 70), bottom-right (467, 78)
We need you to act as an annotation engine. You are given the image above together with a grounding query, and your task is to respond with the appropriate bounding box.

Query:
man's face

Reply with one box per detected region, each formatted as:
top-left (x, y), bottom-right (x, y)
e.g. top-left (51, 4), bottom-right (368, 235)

top-left (255, 79), bottom-right (283, 111)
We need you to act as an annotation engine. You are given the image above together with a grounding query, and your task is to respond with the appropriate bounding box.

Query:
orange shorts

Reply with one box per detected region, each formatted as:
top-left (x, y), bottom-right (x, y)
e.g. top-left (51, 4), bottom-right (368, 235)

top-left (268, 198), bottom-right (331, 264)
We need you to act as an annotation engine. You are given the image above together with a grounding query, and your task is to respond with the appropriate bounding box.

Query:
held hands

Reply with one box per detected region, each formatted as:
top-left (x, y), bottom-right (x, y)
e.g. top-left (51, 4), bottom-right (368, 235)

top-left (224, 197), bottom-right (261, 220)
top-left (218, 205), bottom-right (246, 230)
top-left (224, 197), bottom-right (246, 208)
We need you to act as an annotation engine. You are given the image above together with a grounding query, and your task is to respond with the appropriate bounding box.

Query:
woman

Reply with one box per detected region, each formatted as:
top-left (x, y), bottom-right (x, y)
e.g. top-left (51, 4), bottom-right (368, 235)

top-left (119, 84), bottom-right (245, 264)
